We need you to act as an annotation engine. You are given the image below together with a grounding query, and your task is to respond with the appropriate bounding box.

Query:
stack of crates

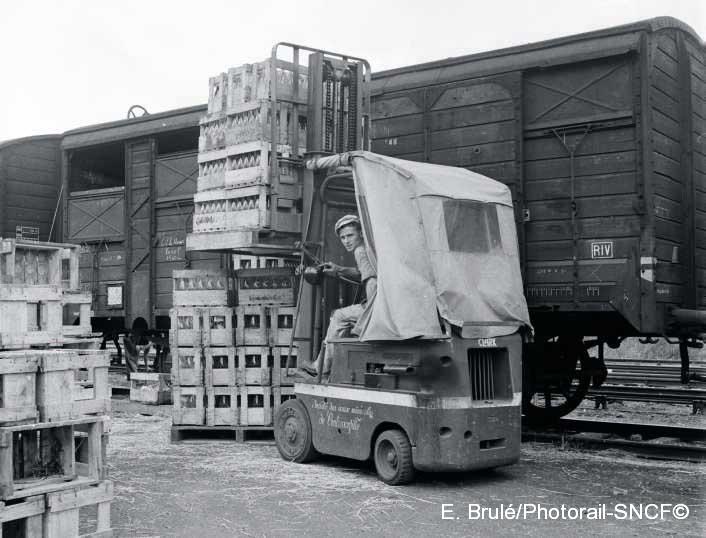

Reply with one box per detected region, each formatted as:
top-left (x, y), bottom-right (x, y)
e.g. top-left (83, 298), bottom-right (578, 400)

top-left (170, 260), bottom-right (298, 435)
top-left (188, 58), bottom-right (308, 252)
top-left (170, 269), bottom-right (235, 427)
top-left (233, 254), bottom-right (298, 426)
top-left (0, 240), bottom-right (113, 536)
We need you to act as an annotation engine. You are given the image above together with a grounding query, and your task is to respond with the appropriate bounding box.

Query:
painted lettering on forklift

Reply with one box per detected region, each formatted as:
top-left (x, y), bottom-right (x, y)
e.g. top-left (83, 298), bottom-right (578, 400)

top-left (312, 399), bottom-right (374, 433)
top-left (477, 338), bottom-right (497, 348)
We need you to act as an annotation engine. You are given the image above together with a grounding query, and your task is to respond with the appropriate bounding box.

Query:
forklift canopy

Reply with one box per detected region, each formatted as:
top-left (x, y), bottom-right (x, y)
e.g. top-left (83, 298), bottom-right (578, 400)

top-left (340, 151), bottom-right (531, 340)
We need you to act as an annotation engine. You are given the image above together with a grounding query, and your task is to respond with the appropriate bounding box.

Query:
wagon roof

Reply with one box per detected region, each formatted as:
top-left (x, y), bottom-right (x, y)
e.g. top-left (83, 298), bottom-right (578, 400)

top-left (371, 16), bottom-right (703, 89)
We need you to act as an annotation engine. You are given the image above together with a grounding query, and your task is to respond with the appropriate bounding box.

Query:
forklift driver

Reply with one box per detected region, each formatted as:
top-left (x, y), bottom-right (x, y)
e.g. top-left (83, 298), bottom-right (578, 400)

top-left (304, 214), bottom-right (377, 377)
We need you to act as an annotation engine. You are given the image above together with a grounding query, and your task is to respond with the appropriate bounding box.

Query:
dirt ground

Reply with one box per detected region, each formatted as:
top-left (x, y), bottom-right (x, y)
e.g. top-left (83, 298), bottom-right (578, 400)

top-left (106, 398), bottom-right (705, 538)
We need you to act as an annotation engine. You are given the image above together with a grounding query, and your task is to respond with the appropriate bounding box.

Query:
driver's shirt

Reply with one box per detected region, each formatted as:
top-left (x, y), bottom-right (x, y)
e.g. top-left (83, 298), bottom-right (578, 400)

top-left (354, 245), bottom-right (377, 300)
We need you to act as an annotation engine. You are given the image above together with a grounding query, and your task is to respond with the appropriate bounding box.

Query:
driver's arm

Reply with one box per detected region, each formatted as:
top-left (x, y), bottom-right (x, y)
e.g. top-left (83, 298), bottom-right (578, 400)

top-left (322, 262), bottom-right (361, 282)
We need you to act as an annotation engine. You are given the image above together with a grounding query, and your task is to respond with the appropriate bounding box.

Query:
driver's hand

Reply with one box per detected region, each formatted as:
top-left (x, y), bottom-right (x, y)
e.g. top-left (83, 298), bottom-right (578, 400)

top-left (321, 262), bottom-right (339, 275)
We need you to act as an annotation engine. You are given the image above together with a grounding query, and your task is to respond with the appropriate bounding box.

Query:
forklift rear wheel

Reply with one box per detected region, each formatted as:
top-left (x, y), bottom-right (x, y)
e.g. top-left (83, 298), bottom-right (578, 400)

top-left (373, 429), bottom-right (414, 485)
top-left (274, 400), bottom-right (318, 463)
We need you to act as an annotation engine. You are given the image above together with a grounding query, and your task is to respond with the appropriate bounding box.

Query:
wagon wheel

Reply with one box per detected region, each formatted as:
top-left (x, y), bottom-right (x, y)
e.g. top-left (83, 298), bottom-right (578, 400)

top-left (522, 338), bottom-right (592, 424)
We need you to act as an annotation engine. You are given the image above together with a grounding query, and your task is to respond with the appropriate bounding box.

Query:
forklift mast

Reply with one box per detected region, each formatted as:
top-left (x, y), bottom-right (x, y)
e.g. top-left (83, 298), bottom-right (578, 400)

top-left (266, 44), bottom-right (371, 365)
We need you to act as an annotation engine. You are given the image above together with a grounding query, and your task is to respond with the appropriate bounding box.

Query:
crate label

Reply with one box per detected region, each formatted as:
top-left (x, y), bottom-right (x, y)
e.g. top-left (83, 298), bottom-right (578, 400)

top-left (591, 241), bottom-right (613, 259)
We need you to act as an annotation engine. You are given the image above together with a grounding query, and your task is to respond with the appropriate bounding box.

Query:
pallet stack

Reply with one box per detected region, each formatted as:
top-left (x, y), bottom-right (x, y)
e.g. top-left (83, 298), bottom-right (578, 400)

top-left (0, 240), bottom-right (113, 536)
top-left (186, 58), bottom-right (308, 252)
top-left (170, 259), bottom-right (298, 441)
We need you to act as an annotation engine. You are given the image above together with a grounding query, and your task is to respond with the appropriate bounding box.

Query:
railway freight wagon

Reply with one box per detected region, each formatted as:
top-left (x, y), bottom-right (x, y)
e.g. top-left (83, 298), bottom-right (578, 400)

top-left (369, 17), bottom-right (706, 421)
top-left (60, 106), bottom-right (223, 336)
top-left (0, 135), bottom-right (62, 241)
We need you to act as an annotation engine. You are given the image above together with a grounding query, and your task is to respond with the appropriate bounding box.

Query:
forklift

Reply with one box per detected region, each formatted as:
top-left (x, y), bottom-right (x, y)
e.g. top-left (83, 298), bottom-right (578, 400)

top-left (265, 45), bottom-right (530, 484)
top-left (273, 152), bottom-right (530, 485)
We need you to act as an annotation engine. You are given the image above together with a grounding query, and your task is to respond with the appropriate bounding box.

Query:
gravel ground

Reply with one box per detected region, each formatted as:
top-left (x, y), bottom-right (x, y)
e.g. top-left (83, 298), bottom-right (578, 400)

top-left (107, 398), bottom-right (705, 537)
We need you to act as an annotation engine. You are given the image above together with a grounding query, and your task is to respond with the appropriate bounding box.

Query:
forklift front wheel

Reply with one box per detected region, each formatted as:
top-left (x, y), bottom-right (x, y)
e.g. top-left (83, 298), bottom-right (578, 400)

top-left (274, 400), bottom-right (318, 463)
top-left (373, 429), bottom-right (415, 485)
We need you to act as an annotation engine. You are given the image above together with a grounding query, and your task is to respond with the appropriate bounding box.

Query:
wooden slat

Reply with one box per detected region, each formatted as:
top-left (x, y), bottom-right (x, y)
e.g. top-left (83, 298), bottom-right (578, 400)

top-left (525, 172), bottom-right (636, 201)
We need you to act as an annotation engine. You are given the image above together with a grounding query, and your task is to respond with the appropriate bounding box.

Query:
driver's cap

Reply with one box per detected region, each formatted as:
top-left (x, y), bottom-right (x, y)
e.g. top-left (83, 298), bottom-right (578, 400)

top-left (334, 214), bottom-right (360, 235)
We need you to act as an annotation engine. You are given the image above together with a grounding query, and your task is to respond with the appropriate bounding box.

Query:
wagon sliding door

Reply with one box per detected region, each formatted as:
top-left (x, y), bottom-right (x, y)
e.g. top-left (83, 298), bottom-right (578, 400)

top-left (522, 54), bottom-right (642, 333)
top-left (125, 140), bottom-right (154, 328)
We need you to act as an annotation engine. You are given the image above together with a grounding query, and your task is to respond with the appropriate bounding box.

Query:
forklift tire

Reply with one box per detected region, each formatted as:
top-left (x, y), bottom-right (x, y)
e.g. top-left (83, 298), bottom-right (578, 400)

top-left (373, 429), bottom-right (415, 485)
top-left (274, 399), bottom-right (318, 463)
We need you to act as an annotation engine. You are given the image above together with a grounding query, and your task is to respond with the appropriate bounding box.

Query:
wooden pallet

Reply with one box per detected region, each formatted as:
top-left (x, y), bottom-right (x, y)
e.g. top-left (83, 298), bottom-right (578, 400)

top-left (172, 269), bottom-right (235, 307)
top-left (170, 424), bottom-right (274, 443)
top-left (0, 416), bottom-right (108, 500)
top-left (36, 350), bottom-right (110, 422)
top-left (44, 481), bottom-right (113, 538)
top-left (0, 494), bottom-right (44, 536)
top-left (0, 352), bottom-right (39, 425)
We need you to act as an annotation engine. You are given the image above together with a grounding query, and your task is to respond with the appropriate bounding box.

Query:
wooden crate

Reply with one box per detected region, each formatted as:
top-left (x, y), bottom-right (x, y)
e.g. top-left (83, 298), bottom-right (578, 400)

top-left (267, 305), bottom-right (296, 346)
top-left (169, 307), bottom-right (204, 348)
top-left (0, 494), bottom-right (45, 536)
top-left (0, 297), bottom-right (63, 350)
top-left (172, 269), bottom-right (235, 307)
top-left (196, 150), bottom-right (227, 192)
top-left (271, 346), bottom-right (299, 387)
top-left (204, 347), bottom-right (236, 386)
top-left (199, 116), bottom-right (228, 152)
top-left (43, 481), bottom-right (113, 538)
top-left (205, 386), bottom-right (238, 426)
top-left (172, 386), bottom-right (205, 425)
top-left (226, 59), bottom-right (308, 108)
top-left (130, 373), bottom-right (172, 405)
top-left (238, 386), bottom-right (272, 426)
top-left (36, 349), bottom-right (110, 422)
top-left (232, 254), bottom-right (297, 269)
top-left (236, 346), bottom-right (272, 386)
top-left (0, 238), bottom-right (79, 290)
top-left (235, 305), bottom-right (269, 346)
top-left (207, 72), bottom-right (228, 116)
top-left (274, 386), bottom-right (296, 407)
top-left (0, 352), bottom-right (39, 425)
top-left (222, 100), bottom-right (307, 149)
top-left (192, 184), bottom-right (302, 235)
top-left (224, 141), bottom-right (301, 190)
top-left (202, 307), bottom-right (235, 347)
top-left (61, 291), bottom-right (93, 337)
top-left (171, 347), bottom-right (203, 386)
top-left (235, 267), bottom-right (297, 306)
top-left (0, 416), bottom-right (108, 500)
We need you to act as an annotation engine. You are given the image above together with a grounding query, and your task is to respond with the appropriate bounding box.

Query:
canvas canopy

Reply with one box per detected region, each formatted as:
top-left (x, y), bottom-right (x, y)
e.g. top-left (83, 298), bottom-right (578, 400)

top-left (310, 151), bottom-right (531, 341)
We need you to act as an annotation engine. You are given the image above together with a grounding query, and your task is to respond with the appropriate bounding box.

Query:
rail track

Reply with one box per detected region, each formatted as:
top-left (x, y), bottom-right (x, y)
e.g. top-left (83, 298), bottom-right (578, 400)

top-left (523, 417), bottom-right (706, 463)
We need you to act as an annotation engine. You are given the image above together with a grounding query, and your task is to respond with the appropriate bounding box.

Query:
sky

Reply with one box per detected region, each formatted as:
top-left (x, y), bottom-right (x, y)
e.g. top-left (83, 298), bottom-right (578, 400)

top-left (0, 0), bottom-right (704, 141)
